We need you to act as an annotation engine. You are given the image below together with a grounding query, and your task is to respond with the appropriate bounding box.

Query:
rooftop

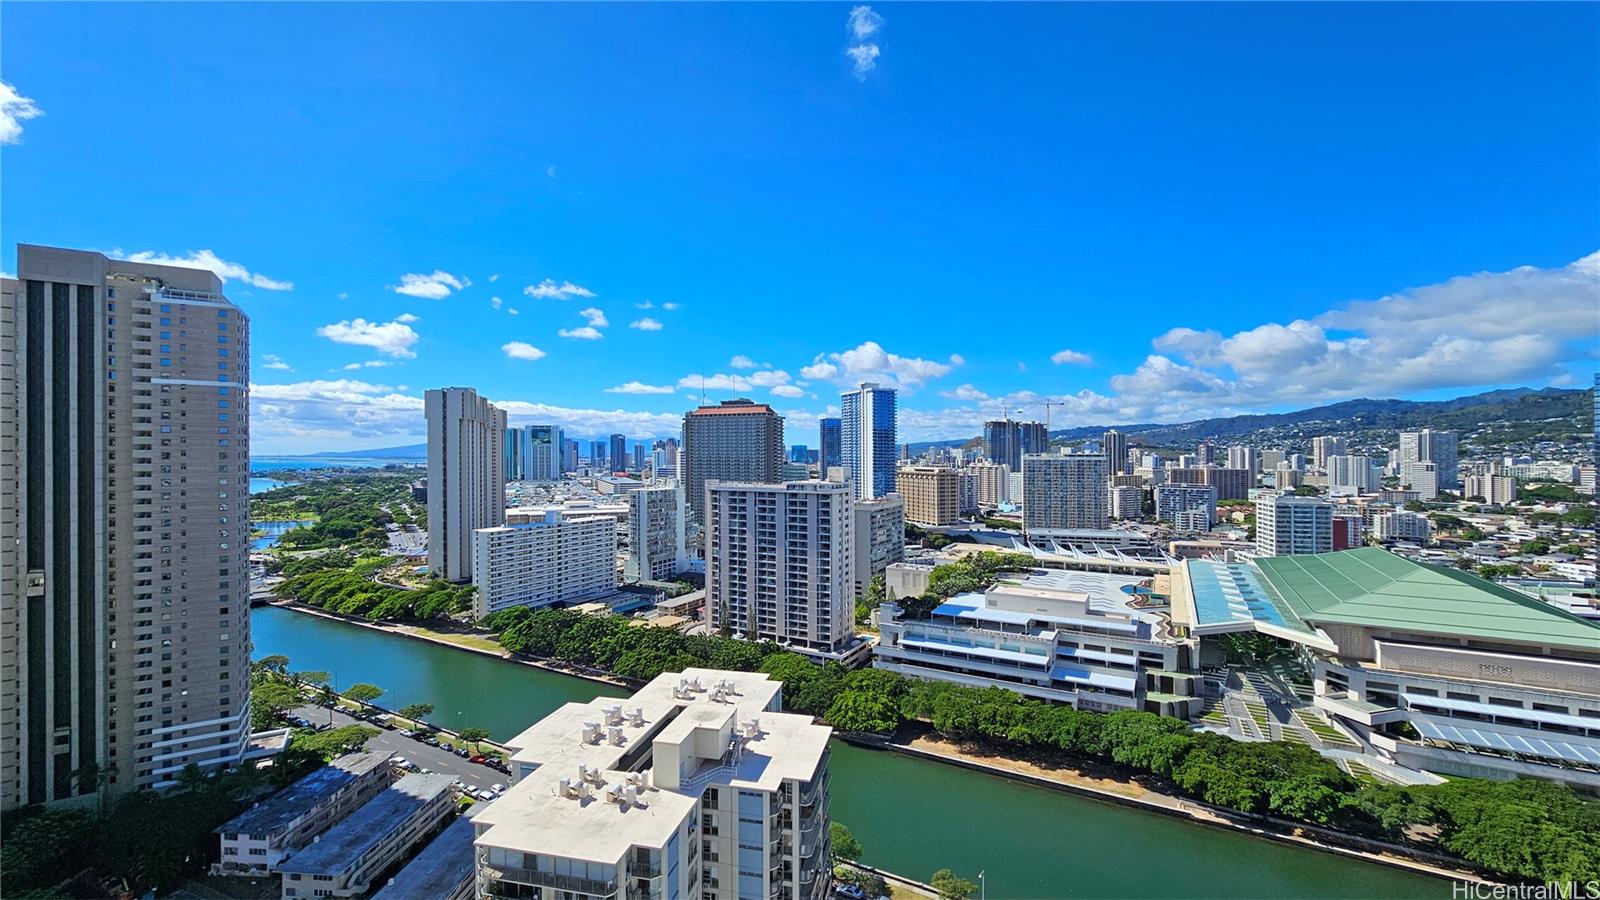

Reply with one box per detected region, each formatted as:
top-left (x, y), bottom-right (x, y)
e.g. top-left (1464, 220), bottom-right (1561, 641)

top-left (472, 668), bottom-right (830, 865)
top-left (215, 750), bottom-right (393, 837)
top-left (1253, 547), bottom-right (1600, 649)
top-left (278, 773), bottom-right (455, 875)
top-left (370, 817), bottom-right (476, 900)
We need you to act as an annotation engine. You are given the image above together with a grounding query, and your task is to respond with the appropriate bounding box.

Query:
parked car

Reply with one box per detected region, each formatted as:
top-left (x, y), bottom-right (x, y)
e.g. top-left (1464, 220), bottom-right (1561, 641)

top-left (475, 789), bottom-right (495, 801)
top-left (426, 737), bottom-right (441, 747)
top-left (399, 729), bottom-right (415, 738)
top-left (469, 755), bottom-right (487, 764)
top-left (490, 783), bottom-right (506, 794)
top-left (835, 885), bottom-right (865, 900)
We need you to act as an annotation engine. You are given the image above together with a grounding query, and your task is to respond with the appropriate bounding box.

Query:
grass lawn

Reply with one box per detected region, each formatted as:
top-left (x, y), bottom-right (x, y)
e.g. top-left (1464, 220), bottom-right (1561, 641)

top-left (406, 625), bottom-right (505, 654)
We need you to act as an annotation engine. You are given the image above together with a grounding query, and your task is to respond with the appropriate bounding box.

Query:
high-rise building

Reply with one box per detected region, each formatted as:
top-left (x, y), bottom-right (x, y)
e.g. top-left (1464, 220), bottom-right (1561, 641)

top-left (972, 462), bottom-right (1011, 508)
top-left (1169, 465), bottom-right (1252, 501)
top-left (1255, 494), bottom-right (1333, 556)
top-left (522, 425), bottom-right (563, 482)
top-left (790, 444), bottom-right (809, 464)
top-left (1022, 453), bottom-right (1109, 533)
top-left (624, 484), bottom-right (687, 583)
top-left (650, 439), bottom-right (680, 481)
top-left (504, 427), bottom-right (525, 481)
top-left (705, 481), bottom-right (853, 652)
top-left (591, 439), bottom-right (607, 471)
top-left (1312, 436), bottom-right (1346, 471)
top-left (1399, 429), bottom-right (1458, 489)
top-left (1328, 455), bottom-right (1379, 494)
top-left (1155, 484), bottom-right (1216, 530)
top-left (1465, 473), bottom-right (1517, 506)
top-left (1400, 460), bottom-right (1439, 501)
top-left (895, 466), bottom-right (962, 527)
top-left (1331, 514), bottom-right (1363, 550)
top-left (426, 387), bottom-right (507, 582)
top-left (473, 669), bottom-right (833, 900)
top-left (839, 383), bottom-right (896, 500)
top-left (983, 420), bottom-right (1021, 470)
top-left (818, 417), bottom-right (842, 476)
top-left (608, 434), bottom-right (628, 472)
top-left (1373, 510), bottom-right (1432, 543)
top-left (853, 495), bottom-right (905, 600)
top-left (1227, 445), bottom-right (1259, 473)
top-left (3, 246), bottom-right (257, 805)
top-left (682, 399), bottom-right (785, 524)
top-left (1103, 429), bottom-right (1129, 476)
top-left (1018, 421), bottom-right (1049, 457)
top-left (563, 439), bottom-right (579, 473)
top-left (471, 510), bottom-right (617, 618)
top-left (1108, 484), bottom-right (1143, 521)
top-left (1195, 442), bottom-right (1216, 466)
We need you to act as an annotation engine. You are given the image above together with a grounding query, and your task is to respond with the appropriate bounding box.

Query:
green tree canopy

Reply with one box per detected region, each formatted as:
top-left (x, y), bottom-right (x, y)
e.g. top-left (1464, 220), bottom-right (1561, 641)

top-left (342, 683), bottom-right (384, 704)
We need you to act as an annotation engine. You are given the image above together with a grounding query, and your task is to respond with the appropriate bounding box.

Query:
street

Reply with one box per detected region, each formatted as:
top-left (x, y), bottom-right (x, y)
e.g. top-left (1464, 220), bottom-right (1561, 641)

top-left (292, 704), bottom-right (507, 794)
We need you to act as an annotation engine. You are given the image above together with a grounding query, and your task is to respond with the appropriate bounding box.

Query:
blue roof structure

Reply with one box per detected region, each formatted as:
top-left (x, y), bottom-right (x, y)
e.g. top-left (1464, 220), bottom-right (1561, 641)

top-left (216, 750), bottom-right (392, 837)
top-left (1186, 560), bottom-right (1301, 632)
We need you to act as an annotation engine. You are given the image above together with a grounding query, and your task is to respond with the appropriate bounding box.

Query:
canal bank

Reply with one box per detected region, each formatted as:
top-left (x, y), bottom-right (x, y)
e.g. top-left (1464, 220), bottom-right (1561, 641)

top-left (251, 605), bottom-right (1451, 898)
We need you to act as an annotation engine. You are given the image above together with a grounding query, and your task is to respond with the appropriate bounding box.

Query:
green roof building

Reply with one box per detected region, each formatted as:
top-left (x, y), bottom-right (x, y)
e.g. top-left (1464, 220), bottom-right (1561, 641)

top-left (1175, 547), bottom-right (1600, 788)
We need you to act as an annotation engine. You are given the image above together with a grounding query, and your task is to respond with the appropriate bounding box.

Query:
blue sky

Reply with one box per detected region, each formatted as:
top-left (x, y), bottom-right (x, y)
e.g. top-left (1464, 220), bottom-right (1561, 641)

top-left (3, 2), bottom-right (1596, 454)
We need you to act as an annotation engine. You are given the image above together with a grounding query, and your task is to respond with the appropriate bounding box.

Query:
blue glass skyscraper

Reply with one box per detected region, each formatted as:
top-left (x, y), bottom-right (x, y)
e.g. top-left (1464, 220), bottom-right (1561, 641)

top-left (819, 417), bottom-right (842, 476)
top-left (840, 383), bottom-right (897, 499)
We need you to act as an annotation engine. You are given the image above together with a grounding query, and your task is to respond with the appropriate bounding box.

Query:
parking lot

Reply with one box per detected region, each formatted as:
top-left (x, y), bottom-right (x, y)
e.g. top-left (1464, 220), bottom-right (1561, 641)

top-left (291, 704), bottom-right (509, 797)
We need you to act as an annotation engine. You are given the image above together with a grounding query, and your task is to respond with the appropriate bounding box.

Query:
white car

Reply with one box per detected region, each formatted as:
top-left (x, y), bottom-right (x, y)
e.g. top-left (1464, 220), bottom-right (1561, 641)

top-left (490, 783), bottom-right (507, 794)
top-left (475, 789), bottom-right (495, 801)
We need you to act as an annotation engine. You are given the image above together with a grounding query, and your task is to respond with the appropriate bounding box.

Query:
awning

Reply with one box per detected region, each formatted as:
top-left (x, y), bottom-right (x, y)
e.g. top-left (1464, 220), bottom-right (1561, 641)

top-left (1412, 718), bottom-right (1600, 765)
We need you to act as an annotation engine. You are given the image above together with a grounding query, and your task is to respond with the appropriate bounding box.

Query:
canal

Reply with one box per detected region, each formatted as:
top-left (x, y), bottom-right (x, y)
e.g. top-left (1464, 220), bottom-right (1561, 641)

top-left (251, 606), bottom-right (1447, 898)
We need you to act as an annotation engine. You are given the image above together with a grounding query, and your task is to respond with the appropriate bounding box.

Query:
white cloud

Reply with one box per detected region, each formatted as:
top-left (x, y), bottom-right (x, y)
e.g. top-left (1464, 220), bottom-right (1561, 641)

top-left (662, 301), bottom-right (679, 311)
top-left (630, 317), bottom-right (663, 331)
top-left (490, 296), bottom-right (503, 309)
top-left (389, 270), bottom-right (466, 300)
top-left (846, 44), bottom-right (881, 80)
top-left (730, 355), bottom-right (768, 369)
top-left (605, 381), bottom-right (676, 395)
top-left (547, 166), bottom-right (557, 178)
top-left (337, 292), bottom-right (349, 300)
top-left (939, 384), bottom-right (989, 402)
top-left (341, 360), bottom-right (394, 370)
top-left (488, 273), bottom-right (500, 283)
top-left (801, 341), bottom-right (956, 391)
top-left (502, 341), bottom-right (547, 361)
top-left (315, 317), bottom-right (419, 358)
top-left (507, 308), bottom-right (520, 316)
top-left (261, 354), bottom-right (293, 371)
top-left (394, 312), bottom-right (419, 324)
top-left (578, 307), bottom-right (608, 327)
top-left (559, 326), bottom-right (604, 340)
top-left (0, 80), bottom-right (43, 145)
top-left (524, 278), bottom-right (596, 300)
top-left (120, 249), bottom-right (293, 291)
top-left (635, 300), bottom-right (655, 309)
top-left (675, 370), bottom-right (796, 396)
top-left (770, 384), bottom-right (806, 398)
top-left (848, 5), bottom-right (883, 39)
top-left (1050, 348), bottom-right (1093, 366)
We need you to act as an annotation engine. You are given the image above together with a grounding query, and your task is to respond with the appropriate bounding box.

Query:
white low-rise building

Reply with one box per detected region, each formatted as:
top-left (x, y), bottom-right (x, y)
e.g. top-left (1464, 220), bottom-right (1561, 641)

top-left (472, 510), bottom-right (619, 618)
top-left (471, 669), bottom-right (833, 900)
top-left (279, 773), bottom-right (458, 899)
top-left (214, 751), bottom-right (396, 876)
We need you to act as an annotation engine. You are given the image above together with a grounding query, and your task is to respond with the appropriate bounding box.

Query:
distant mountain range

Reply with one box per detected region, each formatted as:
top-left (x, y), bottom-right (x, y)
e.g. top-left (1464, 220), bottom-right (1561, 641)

top-left (298, 386), bottom-right (1591, 458)
top-left (907, 386), bottom-right (1592, 452)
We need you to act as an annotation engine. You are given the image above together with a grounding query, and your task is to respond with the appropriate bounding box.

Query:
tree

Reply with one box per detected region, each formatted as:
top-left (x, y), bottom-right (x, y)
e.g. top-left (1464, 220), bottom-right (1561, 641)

top-left (931, 869), bottom-right (978, 900)
top-left (399, 703), bottom-right (435, 723)
top-left (830, 822), bottom-right (862, 862)
top-left (457, 727), bottom-right (492, 751)
top-left (825, 690), bottom-right (902, 734)
top-left (342, 683), bottom-right (384, 704)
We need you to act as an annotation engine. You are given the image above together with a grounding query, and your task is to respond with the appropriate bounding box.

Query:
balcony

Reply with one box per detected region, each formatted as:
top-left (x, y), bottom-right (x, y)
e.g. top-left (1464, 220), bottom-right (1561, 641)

top-left (487, 866), bottom-right (618, 898)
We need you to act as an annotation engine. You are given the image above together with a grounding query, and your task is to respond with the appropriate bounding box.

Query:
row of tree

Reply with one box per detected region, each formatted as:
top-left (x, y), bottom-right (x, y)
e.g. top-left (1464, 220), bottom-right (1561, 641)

top-left (276, 563), bottom-right (475, 622)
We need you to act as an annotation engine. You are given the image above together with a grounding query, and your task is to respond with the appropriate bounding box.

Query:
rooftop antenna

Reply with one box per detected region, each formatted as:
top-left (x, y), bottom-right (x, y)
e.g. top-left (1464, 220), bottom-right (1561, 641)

top-left (701, 372), bottom-right (707, 406)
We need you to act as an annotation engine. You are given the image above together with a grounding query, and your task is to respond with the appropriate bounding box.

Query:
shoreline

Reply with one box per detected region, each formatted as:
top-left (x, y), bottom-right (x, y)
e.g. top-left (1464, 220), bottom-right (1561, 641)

top-left (262, 600), bottom-right (1492, 888)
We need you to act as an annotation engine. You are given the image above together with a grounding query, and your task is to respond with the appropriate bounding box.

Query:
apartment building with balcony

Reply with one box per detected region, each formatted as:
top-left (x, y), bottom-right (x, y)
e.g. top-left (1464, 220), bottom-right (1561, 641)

top-left (471, 509), bottom-right (619, 618)
top-left (214, 750), bottom-right (396, 876)
top-left (471, 668), bottom-right (833, 900)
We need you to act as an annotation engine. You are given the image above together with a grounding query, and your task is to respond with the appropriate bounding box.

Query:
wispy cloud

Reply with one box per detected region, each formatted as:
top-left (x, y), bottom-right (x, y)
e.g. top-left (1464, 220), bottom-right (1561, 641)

top-left (0, 80), bottom-right (43, 145)
top-left (1050, 348), bottom-right (1093, 366)
top-left (120, 249), bottom-right (293, 291)
top-left (261, 354), bottom-right (293, 371)
top-left (341, 360), bottom-right (394, 370)
top-left (559, 305), bottom-right (607, 338)
top-left (662, 301), bottom-right (679, 311)
top-left (315, 317), bottom-right (419, 358)
top-left (800, 341), bottom-right (957, 391)
top-left (605, 381), bottom-right (676, 395)
top-left (502, 341), bottom-right (547, 361)
top-left (630, 317), bottom-right (663, 331)
top-left (635, 300), bottom-right (655, 309)
top-left (490, 296), bottom-right (503, 309)
top-left (939, 384), bottom-right (989, 402)
top-left (845, 6), bottom-right (884, 80)
top-left (390, 270), bottom-right (467, 300)
top-left (524, 278), bottom-right (596, 300)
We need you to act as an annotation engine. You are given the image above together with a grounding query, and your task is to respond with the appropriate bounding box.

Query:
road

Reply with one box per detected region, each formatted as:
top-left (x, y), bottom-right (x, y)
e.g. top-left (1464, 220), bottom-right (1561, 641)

top-left (292, 704), bottom-right (507, 794)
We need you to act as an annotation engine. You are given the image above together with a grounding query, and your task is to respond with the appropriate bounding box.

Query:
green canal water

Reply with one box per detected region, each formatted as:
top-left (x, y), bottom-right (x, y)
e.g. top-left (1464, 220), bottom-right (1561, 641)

top-left (251, 606), bottom-right (1448, 899)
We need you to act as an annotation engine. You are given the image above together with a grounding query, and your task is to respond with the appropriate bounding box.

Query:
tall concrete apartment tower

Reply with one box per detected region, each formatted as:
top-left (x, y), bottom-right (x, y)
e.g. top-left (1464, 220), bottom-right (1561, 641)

top-left (1021, 452), bottom-right (1110, 534)
top-left (705, 480), bottom-right (854, 654)
top-left (680, 399), bottom-right (784, 525)
top-left (426, 387), bottom-right (506, 582)
top-left (1103, 429), bottom-right (1129, 476)
top-left (1398, 429), bottom-right (1458, 489)
top-left (1255, 494), bottom-right (1333, 556)
top-left (839, 382), bottom-right (897, 499)
top-left (2, 245), bottom-right (256, 807)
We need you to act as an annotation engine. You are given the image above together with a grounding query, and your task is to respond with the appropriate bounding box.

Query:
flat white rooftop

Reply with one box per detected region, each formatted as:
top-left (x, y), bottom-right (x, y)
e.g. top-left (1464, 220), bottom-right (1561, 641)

top-left (472, 668), bottom-right (830, 865)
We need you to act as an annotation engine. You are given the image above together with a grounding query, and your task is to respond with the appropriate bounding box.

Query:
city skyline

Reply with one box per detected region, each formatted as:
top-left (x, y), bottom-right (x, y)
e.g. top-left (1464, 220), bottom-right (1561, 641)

top-left (2, 3), bottom-right (1597, 454)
